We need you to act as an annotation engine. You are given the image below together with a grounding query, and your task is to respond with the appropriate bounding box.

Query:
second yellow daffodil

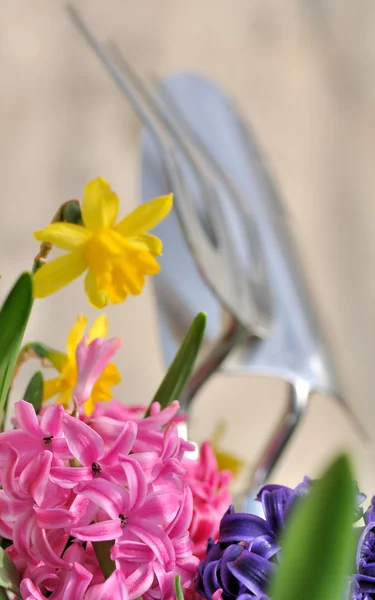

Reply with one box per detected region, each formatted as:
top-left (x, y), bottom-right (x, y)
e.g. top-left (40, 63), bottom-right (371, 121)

top-left (33, 177), bottom-right (173, 308)
top-left (43, 313), bottom-right (121, 416)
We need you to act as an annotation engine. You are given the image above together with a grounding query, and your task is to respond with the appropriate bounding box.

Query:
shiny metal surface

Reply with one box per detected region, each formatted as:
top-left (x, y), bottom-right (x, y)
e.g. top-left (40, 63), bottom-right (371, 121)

top-left (139, 74), bottom-right (364, 508)
top-left (145, 74), bottom-right (341, 397)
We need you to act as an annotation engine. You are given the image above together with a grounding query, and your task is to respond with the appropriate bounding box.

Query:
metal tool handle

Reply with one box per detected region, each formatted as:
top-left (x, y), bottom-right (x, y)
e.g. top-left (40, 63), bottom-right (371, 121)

top-left (240, 380), bottom-right (310, 512)
top-left (178, 316), bottom-right (251, 431)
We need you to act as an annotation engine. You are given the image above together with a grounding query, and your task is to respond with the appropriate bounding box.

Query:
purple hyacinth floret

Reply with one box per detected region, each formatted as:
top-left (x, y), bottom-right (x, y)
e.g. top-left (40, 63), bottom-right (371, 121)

top-left (196, 479), bottom-right (312, 599)
top-left (352, 497), bottom-right (375, 600)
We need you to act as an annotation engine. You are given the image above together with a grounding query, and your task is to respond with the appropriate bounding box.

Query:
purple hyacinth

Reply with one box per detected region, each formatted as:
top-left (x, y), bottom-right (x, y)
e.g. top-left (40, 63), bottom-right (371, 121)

top-left (196, 479), bottom-right (312, 599)
top-left (196, 478), bottom-right (366, 600)
top-left (352, 497), bottom-right (375, 600)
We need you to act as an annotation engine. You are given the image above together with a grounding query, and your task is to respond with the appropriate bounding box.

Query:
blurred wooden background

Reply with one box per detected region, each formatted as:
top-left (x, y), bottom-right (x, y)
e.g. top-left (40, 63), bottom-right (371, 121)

top-left (0, 1), bottom-right (373, 494)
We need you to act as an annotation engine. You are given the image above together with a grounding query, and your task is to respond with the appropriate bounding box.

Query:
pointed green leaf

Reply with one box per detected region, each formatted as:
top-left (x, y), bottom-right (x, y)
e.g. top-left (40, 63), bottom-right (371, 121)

top-left (21, 341), bottom-right (50, 360)
top-left (23, 371), bottom-right (44, 413)
top-left (269, 454), bottom-right (356, 600)
top-left (174, 576), bottom-right (184, 600)
top-left (0, 273), bottom-right (33, 414)
top-left (145, 312), bottom-right (206, 416)
top-left (21, 342), bottom-right (66, 372)
top-left (0, 546), bottom-right (20, 594)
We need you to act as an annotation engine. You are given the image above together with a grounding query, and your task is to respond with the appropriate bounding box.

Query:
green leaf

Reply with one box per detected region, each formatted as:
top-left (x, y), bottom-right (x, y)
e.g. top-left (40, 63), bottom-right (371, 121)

top-left (0, 546), bottom-right (20, 594)
top-left (269, 454), bottom-right (356, 600)
top-left (23, 371), bottom-right (44, 414)
top-left (145, 312), bottom-right (206, 416)
top-left (174, 575), bottom-right (184, 600)
top-left (22, 342), bottom-right (50, 359)
top-left (0, 273), bottom-right (33, 414)
top-left (93, 541), bottom-right (116, 580)
top-left (21, 342), bottom-right (66, 372)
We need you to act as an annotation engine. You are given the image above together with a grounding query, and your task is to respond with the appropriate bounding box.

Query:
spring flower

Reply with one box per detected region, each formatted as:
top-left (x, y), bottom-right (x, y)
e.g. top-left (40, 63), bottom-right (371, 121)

top-left (32, 177), bottom-right (173, 307)
top-left (197, 478), bottom-right (367, 600)
top-left (43, 314), bottom-right (121, 414)
top-left (73, 335), bottom-right (122, 415)
top-left (0, 400), bottom-right (71, 467)
top-left (183, 441), bottom-right (232, 560)
top-left (20, 562), bottom-right (93, 600)
top-left (85, 570), bottom-right (128, 600)
top-left (88, 399), bottom-right (193, 456)
top-left (196, 480), bottom-right (315, 600)
top-left (196, 505), bottom-right (279, 600)
top-left (352, 497), bottom-right (375, 599)
top-left (50, 414), bottom-right (138, 489)
top-left (0, 399), bottom-right (198, 600)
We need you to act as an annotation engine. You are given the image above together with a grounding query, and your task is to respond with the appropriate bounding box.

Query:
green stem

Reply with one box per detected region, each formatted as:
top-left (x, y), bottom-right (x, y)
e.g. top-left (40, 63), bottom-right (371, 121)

top-left (92, 540), bottom-right (116, 579)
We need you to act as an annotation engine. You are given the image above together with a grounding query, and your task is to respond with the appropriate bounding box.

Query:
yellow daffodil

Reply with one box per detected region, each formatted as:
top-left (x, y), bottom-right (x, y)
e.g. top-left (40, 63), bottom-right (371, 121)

top-left (43, 313), bottom-right (121, 416)
top-left (211, 420), bottom-right (245, 478)
top-left (33, 177), bottom-right (173, 308)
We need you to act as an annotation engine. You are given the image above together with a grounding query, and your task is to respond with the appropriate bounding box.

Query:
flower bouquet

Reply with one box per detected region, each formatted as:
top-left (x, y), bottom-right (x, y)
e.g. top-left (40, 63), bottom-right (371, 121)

top-left (0, 177), bottom-right (372, 600)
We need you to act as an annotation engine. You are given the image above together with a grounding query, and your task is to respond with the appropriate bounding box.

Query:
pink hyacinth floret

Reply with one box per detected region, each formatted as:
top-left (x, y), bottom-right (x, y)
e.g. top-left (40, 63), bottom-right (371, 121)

top-left (0, 396), bottom-right (198, 600)
top-left (73, 335), bottom-right (123, 410)
top-left (183, 441), bottom-right (232, 560)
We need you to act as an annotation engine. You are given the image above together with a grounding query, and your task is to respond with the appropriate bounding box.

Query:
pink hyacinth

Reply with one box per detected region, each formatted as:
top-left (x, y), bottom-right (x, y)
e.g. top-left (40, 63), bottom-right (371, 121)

top-left (88, 399), bottom-right (193, 457)
top-left (183, 441), bottom-right (232, 560)
top-left (0, 398), bottom-right (198, 600)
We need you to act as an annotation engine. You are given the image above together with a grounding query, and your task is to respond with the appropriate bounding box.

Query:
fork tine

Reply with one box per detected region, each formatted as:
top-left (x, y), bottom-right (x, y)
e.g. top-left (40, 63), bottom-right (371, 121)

top-left (104, 42), bottom-right (237, 267)
top-left (103, 43), bottom-right (272, 336)
top-left (66, 5), bottom-right (171, 152)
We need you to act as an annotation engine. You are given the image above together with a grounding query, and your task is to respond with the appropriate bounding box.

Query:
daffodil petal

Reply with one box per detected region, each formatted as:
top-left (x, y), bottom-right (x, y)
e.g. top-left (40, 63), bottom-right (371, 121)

top-left (88, 314), bottom-right (108, 342)
top-left (32, 250), bottom-right (87, 298)
top-left (128, 234), bottom-right (163, 256)
top-left (82, 177), bottom-right (119, 231)
top-left (115, 194), bottom-right (173, 237)
top-left (56, 388), bottom-right (73, 408)
top-left (43, 377), bottom-right (64, 401)
top-left (94, 363), bottom-right (121, 395)
top-left (67, 314), bottom-right (88, 362)
top-left (34, 223), bottom-right (92, 251)
top-left (83, 396), bottom-right (96, 417)
top-left (84, 270), bottom-right (108, 309)
top-left (136, 252), bottom-right (161, 275)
